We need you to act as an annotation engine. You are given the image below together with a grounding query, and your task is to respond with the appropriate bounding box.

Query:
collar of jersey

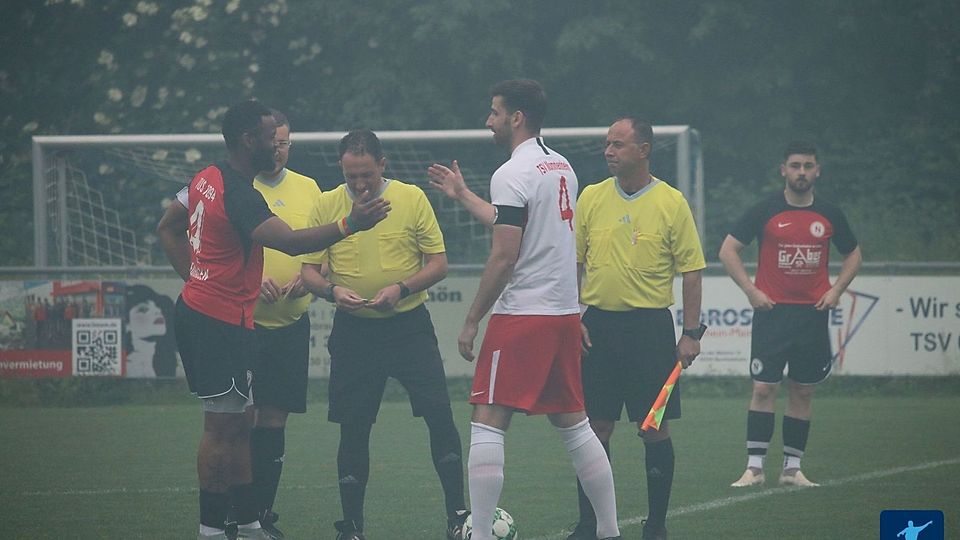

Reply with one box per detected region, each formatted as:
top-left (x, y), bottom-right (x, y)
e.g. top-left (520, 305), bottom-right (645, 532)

top-left (614, 176), bottom-right (660, 200)
top-left (255, 168), bottom-right (288, 188)
top-left (345, 178), bottom-right (391, 200)
top-left (511, 136), bottom-right (543, 157)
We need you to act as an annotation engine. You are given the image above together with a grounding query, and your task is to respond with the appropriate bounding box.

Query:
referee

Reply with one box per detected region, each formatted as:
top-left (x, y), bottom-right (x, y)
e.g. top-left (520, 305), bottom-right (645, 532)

top-left (568, 117), bottom-right (706, 540)
top-left (301, 130), bottom-right (467, 540)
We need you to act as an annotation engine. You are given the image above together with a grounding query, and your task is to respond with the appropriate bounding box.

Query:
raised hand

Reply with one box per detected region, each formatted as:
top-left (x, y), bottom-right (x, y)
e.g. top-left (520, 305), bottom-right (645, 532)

top-left (427, 160), bottom-right (468, 200)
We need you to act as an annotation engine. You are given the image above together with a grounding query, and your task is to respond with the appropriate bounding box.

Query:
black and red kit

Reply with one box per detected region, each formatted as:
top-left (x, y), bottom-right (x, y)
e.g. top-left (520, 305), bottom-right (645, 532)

top-left (729, 193), bottom-right (858, 305)
top-left (181, 162), bottom-right (274, 328)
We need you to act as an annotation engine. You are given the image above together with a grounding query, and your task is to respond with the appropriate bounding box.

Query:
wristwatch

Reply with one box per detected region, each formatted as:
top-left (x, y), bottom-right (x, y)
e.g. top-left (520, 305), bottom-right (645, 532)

top-left (682, 323), bottom-right (708, 341)
top-left (323, 283), bottom-right (337, 302)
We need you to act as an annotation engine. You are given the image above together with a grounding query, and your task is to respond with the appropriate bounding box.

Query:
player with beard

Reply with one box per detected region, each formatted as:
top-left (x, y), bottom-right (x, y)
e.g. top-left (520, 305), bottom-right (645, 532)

top-left (157, 100), bottom-right (389, 539)
top-left (720, 140), bottom-right (861, 489)
top-left (428, 79), bottom-right (621, 540)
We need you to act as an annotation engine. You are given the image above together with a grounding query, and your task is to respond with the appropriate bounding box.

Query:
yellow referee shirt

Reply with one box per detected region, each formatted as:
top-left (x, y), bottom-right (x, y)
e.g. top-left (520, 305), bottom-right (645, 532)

top-left (253, 168), bottom-right (322, 328)
top-left (576, 177), bottom-right (705, 310)
top-left (307, 179), bottom-right (445, 318)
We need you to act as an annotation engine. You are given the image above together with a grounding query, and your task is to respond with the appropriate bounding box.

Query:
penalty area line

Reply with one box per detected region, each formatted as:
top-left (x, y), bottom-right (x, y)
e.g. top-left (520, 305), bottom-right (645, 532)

top-left (528, 457), bottom-right (960, 540)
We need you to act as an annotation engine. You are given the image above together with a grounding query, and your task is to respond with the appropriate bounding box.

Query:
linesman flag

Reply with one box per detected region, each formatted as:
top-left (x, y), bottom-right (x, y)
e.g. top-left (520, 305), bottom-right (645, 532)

top-left (640, 360), bottom-right (682, 432)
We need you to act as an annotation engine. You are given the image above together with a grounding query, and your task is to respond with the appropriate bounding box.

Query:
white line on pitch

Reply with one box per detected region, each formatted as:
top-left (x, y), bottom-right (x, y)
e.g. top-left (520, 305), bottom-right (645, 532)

top-left (527, 457), bottom-right (960, 540)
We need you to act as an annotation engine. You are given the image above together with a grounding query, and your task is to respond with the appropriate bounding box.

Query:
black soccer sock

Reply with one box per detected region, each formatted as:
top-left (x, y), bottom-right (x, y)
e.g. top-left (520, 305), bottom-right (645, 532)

top-left (782, 415), bottom-right (811, 470)
top-left (229, 483), bottom-right (259, 526)
top-left (575, 439), bottom-right (610, 527)
top-left (199, 489), bottom-right (230, 529)
top-left (423, 407), bottom-right (467, 516)
top-left (250, 426), bottom-right (285, 514)
top-left (746, 410), bottom-right (775, 468)
top-left (644, 437), bottom-right (674, 529)
top-left (338, 422), bottom-right (373, 529)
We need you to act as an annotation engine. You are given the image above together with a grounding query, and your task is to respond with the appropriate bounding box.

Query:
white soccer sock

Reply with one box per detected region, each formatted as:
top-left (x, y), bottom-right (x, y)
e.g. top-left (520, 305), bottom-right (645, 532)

top-left (468, 422), bottom-right (506, 540)
top-left (747, 454), bottom-right (765, 470)
top-left (199, 525), bottom-right (224, 536)
top-left (783, 454), bottom-right (802, 471)
top-left (557, 419), bottom-right (620, 539)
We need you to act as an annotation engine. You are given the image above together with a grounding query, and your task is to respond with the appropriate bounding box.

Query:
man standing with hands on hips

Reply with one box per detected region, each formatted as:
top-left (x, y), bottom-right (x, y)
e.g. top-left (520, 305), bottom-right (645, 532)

top-left (721, 140), bottom-right (861, 489)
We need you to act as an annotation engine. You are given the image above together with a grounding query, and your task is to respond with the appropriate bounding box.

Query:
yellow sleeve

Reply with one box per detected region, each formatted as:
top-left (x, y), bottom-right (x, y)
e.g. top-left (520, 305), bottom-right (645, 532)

top-left (415, 188), bottom-right (445, 254)
top-left (670, 198), bottom-right (706, 272)
top-left (575, 187), bottom-right (590, 264)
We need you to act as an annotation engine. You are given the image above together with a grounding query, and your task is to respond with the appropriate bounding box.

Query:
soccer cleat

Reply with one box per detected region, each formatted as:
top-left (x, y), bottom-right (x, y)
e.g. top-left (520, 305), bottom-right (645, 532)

top-left (447, 510), bottom-right (470, 540)
top-left (334, 519), bottom-right (366, 540)
top-left (259, 510), bottom-right (286, 539)
top-left (641, 519), bottom-right (668, 540)
top-left (778, 469), bottom-right (820, 487)
top-left (239, 526), bottom-right (273, 539)
top-left (730, 468), bottom-right (765, 487)
top-left (224, 521), bottom-right (239, 540)
top-left (566, 520), bottom-right (597, 540)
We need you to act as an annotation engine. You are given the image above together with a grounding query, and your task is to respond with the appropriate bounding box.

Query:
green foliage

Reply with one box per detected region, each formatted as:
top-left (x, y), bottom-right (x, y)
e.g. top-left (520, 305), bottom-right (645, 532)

top-left (2, 0), bottom-right (958, 264)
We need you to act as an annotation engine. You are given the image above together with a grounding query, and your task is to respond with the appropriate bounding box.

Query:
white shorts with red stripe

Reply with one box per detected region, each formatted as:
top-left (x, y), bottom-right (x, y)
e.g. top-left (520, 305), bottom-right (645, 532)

top-left (470, 313), bottom-right (584, 415)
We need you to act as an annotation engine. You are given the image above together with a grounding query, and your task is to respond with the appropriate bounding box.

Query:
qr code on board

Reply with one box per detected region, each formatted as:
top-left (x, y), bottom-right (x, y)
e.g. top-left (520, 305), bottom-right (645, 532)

top-left (74, 326), bottom-right (121, 375)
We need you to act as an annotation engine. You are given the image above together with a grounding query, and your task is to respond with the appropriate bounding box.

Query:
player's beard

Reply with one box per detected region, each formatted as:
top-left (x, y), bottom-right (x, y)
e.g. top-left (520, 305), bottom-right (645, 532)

top-left (253, 146), bottom-right (277, 174)
top-left (492, 124), bottom-right (511, 147)
top-left (788, 177), bottom-right (813, 194)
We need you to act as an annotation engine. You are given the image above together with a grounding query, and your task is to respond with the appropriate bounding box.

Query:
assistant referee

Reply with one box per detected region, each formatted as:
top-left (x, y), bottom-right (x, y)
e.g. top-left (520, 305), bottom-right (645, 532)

top-left (568, 117), bottom-right (706, 540)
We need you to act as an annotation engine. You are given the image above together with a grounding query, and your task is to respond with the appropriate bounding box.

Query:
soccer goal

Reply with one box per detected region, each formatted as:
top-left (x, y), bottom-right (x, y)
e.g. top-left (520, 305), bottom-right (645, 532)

top-left (31, 127), bottom-right (703, 268)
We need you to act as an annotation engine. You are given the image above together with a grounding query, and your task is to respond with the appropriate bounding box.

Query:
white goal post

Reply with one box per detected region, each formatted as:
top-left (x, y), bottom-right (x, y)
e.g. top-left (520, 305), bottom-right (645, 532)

top-left (31, 126), bottom-right (703, 269)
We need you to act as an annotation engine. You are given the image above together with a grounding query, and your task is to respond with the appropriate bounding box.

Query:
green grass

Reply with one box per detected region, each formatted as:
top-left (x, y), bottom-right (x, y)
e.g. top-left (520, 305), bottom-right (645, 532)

top-left (1, 392), bottom-right (958, 539)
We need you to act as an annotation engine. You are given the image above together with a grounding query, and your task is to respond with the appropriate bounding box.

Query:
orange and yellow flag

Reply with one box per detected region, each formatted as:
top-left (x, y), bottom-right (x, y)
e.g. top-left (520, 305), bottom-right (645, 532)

top-left (640, 360), bottom-right (683, 432)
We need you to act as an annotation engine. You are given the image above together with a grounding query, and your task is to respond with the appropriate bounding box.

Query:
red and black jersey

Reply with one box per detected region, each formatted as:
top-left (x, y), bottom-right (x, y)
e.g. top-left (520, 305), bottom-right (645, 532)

top-left (729, 193), bottom-right (858, 304)
top-left (181, 162), bottom-right (275, 328)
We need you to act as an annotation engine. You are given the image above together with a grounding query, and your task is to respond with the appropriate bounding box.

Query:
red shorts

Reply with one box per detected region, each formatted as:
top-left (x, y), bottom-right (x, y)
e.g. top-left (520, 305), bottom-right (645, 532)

top-left (470, 313), bottom-right (584, 415)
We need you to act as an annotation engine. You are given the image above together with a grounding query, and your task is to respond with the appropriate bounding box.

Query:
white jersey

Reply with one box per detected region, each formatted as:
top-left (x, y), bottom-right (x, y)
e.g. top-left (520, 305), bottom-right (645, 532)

top-left (490, 137), bottom-right (580, 315)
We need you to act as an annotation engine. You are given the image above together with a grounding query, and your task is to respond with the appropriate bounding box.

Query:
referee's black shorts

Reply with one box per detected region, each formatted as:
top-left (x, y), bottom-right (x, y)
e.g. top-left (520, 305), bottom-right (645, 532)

top-left (750, 303), bottom-right (831, 384)
top-left (580, 306), bottom-right (680, 423)
top-left (253, 313), bottom-right (310, 413)
top-left (175, 296), bottom-right (254, 400)
top-left (327, 304), bottom-right (451, 425)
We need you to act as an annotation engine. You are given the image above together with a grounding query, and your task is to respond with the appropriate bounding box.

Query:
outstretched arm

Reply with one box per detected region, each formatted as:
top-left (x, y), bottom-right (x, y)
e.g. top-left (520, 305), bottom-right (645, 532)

top-left (427, 160), bottom-right (496, 227)
top-left (252, 194), bottom-right (390, 255)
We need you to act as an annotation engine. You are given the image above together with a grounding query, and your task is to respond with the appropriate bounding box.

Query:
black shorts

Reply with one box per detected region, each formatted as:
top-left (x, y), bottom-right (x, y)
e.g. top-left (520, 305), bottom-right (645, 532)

top-left (253, 313), bottom-right (310, 413)
top-left (750, 304), bottom-right (831, 384)
top-left (175, 297), bottom-right (254, 399)
top-left (580, 307), bottom-right (680, 423)
top-left (327, 304), bottom-right (451, 425)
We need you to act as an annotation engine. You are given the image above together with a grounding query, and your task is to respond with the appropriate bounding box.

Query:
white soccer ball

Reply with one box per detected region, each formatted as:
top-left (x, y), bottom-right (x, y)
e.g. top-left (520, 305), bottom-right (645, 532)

top-left (463, 507), bottom-right (518, 540)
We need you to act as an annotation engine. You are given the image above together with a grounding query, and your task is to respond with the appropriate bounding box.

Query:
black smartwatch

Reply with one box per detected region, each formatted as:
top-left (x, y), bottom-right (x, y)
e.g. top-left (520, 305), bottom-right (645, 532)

top-left (682, 323), bottom-right (708, 341)
top-left (323, 283), bottom-right (337, 302)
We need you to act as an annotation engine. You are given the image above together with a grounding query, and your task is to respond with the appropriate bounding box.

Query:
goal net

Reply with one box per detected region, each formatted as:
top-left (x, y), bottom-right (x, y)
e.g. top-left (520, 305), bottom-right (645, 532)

top-left (31, 127), bottom-right (703, 268)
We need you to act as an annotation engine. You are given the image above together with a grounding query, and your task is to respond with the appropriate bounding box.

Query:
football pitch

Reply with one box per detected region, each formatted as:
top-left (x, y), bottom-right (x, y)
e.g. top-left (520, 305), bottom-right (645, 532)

top-left (2, 390), bottom-right (958, 539)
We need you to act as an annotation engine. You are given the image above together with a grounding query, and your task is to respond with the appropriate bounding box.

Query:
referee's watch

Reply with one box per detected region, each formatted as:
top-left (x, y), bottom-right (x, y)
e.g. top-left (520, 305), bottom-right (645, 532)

top-left (681, 323), bottom-right (708, 341)
top-left (323, 283), bottom-right (337, 302)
